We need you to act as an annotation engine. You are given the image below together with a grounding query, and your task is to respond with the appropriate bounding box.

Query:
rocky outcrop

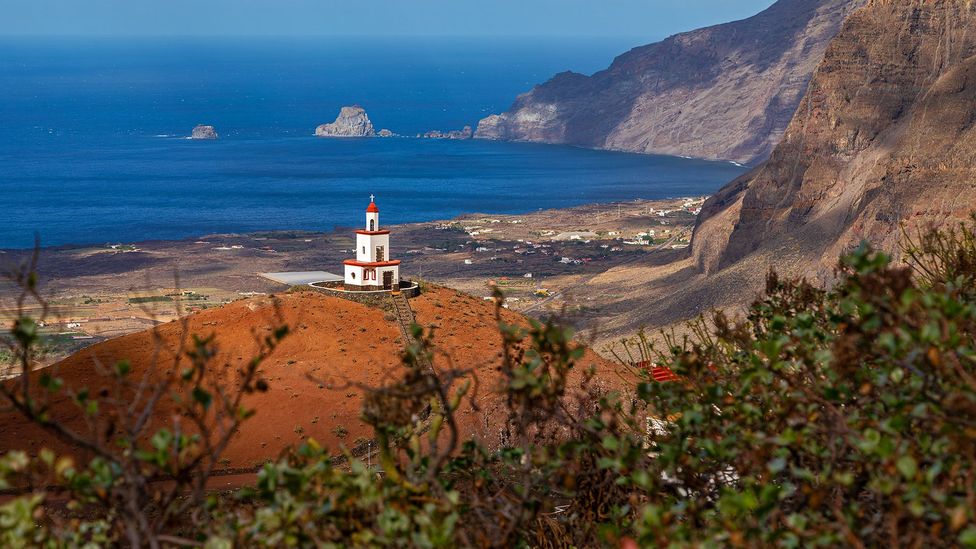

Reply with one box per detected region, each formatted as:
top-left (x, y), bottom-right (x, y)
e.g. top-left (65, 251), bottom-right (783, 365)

top-left (693, 0), bottom-right (976, 278)
top-left (190, 125), bottom-right (218, 140)
top-left (377, 129), bottom-right (396, 138)
top-left (315, 106), bottom-right (376, 137)
top-left (476, 0), bottom-right (863, 164)
top-left (422, 126), bottom-right (473, 140)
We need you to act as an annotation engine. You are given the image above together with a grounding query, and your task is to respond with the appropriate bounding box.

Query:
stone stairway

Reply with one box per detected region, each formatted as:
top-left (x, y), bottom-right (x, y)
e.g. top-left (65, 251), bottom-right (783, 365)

top-left (390, 291), bottom-right (418, 346)
top-left (389, 292), bottom-right (435, 373)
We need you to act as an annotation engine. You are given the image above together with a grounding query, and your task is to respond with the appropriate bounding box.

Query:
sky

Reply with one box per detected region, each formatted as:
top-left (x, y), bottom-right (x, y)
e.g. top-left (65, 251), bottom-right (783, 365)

top-left (2, 0), bottom-right (776, 39)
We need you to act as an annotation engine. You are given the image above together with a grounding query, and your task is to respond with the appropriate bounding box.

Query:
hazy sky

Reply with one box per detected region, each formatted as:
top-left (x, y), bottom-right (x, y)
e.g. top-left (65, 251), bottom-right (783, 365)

top-left (3, 0), bottom-right (776, 38)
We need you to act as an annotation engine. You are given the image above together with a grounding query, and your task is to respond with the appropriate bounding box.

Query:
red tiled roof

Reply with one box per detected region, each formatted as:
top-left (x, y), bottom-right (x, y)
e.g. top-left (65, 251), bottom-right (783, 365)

top-left (366, 201), bottom-right (379, 213)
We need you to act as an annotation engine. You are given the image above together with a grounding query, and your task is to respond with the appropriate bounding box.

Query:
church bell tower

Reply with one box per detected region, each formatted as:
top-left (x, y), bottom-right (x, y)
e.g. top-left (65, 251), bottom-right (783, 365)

top-left (343, 195), bottom-right (401, 290)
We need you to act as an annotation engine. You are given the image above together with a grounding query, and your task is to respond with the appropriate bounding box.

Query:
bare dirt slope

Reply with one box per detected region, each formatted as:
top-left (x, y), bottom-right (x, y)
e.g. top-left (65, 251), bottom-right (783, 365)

top-left (694, 0), bottom-right (976, 280)
top-left (476, 0), bottom-right (863, 164)
top-left (0, 287), bottom-right (616, 470)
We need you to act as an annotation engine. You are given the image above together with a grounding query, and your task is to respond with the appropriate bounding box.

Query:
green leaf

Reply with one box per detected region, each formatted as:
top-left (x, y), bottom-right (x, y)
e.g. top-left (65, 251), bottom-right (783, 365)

top-left (204, 537), bottom-right (234, 549)
top-left (896, 456), bottom-right (917, 479)
top-left (151, 430), bottom-right (172, 452)
top-left (39, 373), bottom-right (63, 392)
top-left (960, 527), bottom-right (976, 548)
top-left (193, 387), bottom-right (213, 411)
top-left (889, 367), bottom-right (905, 383)
top-left (859, 429), bottom-right (881, 452)
top-left (12, 317), bottom-right (38, 346)
top-left (237, 406), bottom-right (256, 421)
top-left (4, 451), bottom-right (29, 472)
top-left (114, 360), bottom-right (131, 377)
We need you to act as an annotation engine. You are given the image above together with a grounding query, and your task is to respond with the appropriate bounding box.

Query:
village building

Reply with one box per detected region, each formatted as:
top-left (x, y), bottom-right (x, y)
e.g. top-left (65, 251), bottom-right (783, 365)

top-left (344, 195), bottom-right (401, 291)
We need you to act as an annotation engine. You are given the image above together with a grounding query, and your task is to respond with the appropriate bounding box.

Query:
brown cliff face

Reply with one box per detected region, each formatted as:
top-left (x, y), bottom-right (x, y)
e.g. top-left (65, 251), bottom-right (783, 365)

top-left (476, 0), bottom-right (863, 164)
top-left (694, 0), bottom-right (976, 277)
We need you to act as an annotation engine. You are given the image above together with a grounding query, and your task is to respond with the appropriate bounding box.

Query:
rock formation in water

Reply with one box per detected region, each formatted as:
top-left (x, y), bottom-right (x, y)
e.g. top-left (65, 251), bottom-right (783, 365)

top-left (377, 129), bottom-right (396, 138)
top-left (315, 106), bottom-right (376, 137)
top-left (693, 0), bottom-right (976, 279)
top-left (190, 125), bottom-right (218, 140)
top-left (422, 126), bottom-right (473, 140)
top-left (476, 0), bottom-right (863, 164)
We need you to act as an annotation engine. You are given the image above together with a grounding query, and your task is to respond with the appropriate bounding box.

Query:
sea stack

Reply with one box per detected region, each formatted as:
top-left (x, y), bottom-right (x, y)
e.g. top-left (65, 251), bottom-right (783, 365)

top-left (315, 106), bottom-right (376, 137)
top-left (423, 126), bottom-right (474, 140)
top-left (190, 125), bottom-right (218, 140)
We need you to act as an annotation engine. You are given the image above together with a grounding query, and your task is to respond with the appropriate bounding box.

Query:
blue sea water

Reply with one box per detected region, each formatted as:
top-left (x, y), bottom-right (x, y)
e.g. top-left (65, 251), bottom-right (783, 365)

top-left (0, 37), bottom-right (747, 249)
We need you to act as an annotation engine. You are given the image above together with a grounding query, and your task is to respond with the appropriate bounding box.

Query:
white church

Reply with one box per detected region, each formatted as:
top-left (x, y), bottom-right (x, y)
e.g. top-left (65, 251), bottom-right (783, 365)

top-left (343, 195), bottom-right (402, 291)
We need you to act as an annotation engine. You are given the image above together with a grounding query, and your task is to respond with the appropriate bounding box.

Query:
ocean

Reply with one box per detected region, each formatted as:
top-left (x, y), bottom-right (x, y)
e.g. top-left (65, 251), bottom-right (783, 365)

top-left (0, 37), bottom-right (747, 249)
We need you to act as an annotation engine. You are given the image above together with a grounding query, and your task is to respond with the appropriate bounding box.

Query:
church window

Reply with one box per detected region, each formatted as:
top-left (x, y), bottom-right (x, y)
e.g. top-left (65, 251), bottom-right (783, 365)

top-left (370, 219), bottom-right (375, 231)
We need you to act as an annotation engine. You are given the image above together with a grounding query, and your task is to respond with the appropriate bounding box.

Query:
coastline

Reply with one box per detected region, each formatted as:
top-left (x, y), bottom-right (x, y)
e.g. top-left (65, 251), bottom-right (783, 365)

top-left (0, 197), bottom-right (706, 362)
top-left (0, 136), bottom-right (745, 250)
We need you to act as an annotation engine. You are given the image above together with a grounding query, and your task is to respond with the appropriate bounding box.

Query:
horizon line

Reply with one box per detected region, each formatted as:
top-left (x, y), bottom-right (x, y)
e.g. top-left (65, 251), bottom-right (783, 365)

top-left (0, 33), bottom-right (653, 41)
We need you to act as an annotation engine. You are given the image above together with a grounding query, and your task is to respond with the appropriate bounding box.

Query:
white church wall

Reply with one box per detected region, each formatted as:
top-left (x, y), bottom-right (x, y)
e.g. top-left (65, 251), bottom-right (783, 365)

top-left (356, 233), bottom-right (391, 262)
top-left (344, 264), bottom-right (362, 286)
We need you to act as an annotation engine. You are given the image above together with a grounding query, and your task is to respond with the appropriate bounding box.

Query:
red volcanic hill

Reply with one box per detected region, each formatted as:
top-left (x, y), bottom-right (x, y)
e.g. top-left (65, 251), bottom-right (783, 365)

top-left (0, 287), bottom-right (617, 471)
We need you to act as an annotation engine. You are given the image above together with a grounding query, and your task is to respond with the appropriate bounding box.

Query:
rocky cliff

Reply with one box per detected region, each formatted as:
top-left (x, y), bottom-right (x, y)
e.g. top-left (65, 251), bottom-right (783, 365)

top-left (315, 106), bottom-right (376, 137)
top-left (422, 126), bottom-right (473, 140)
top-left (476, 0), bottom-right (863, 164)
top-left (693, 0), bottom-right (976, 278)
top-left (190, 125), bottom-right (218, 140)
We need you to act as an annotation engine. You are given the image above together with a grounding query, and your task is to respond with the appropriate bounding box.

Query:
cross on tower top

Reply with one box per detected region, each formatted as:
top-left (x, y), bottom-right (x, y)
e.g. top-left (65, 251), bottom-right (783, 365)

top-left (366, 194), bottom-right (380, 214)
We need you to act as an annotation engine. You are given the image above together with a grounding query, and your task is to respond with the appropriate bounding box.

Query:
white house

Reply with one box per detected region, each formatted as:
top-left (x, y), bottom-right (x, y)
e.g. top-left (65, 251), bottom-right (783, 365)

top-left (343, 195), bottom-right (401, 291)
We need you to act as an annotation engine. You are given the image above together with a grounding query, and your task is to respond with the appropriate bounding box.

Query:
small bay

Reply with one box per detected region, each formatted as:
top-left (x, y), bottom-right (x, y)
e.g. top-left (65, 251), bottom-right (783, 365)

top-left (0, 37), bottom-right (746, 248)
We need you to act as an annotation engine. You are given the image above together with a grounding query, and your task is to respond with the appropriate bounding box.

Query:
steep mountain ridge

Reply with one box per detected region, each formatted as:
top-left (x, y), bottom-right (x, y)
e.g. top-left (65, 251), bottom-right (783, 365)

top-left (476, 0), bottom-right (864, 164)
top-left (693, 0), bottom-right (976, 278)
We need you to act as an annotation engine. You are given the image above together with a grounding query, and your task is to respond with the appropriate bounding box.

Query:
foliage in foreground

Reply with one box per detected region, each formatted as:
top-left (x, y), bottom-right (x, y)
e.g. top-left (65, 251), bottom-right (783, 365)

top-left (2, 220), bottom-right (976, 546)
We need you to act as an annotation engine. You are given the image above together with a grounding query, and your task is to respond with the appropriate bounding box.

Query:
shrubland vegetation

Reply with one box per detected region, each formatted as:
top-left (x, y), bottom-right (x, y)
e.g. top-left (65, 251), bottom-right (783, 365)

top-left (2, 219), bottom-right (976, 547)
